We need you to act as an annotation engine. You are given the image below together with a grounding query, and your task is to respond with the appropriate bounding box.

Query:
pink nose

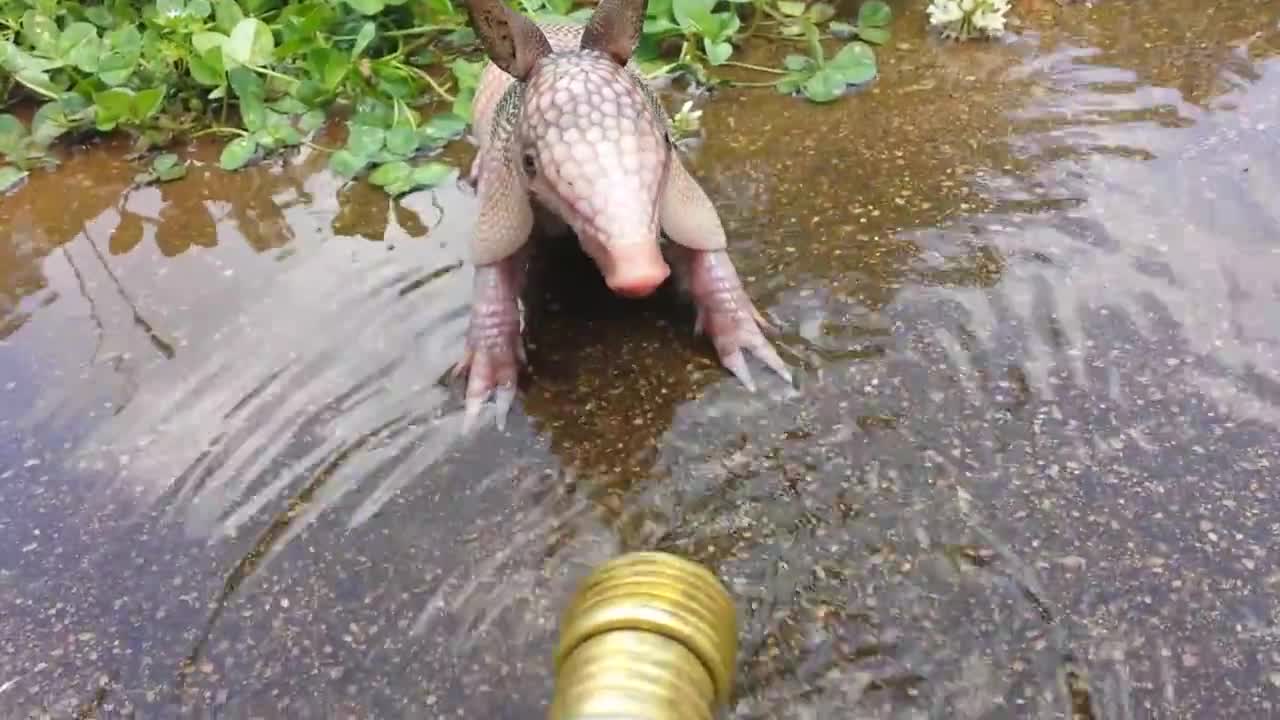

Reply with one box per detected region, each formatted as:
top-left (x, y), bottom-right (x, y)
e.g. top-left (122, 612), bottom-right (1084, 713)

top-left (606, 263), bottom-right (670, 298)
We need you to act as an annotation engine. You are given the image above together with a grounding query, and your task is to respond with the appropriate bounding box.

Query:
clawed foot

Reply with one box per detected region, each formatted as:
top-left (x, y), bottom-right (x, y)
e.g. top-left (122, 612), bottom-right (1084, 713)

top-left (450, 258), bottom-right (528, 433)
top-left (674, 247), bottom-right (792, 391)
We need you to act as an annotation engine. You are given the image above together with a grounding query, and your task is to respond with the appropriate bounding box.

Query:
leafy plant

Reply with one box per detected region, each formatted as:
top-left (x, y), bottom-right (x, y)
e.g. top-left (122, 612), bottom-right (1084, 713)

top-left (830, 0), bottom-right (892, 45)
top-left (773, 0), bottom-right (835, 38)
top-left (0, 0), bottom-right (895, 196)
top-left (775, 23), bottom-right (878, 102)
top-left (134, 151), bottom-right (188, 185)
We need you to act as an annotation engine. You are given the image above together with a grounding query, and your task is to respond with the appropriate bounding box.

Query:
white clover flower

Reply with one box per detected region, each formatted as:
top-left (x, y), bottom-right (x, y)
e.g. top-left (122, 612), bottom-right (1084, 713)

top-left (927, 0), bottom-right (1011, 40)
top-left (672, 99), bottom-right (704, 138)
top-left (927, 0), bottom-right (964, 25)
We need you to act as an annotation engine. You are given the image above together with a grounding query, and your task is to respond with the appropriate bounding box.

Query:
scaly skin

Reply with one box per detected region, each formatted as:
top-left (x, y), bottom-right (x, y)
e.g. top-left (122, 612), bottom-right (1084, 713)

top-left (454, 0), bottom-right (791, 431)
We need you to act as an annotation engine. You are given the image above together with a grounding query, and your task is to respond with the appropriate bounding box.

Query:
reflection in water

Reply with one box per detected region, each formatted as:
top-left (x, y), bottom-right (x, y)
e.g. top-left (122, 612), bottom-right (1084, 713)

top-left (1, 1), bottom-right (1279, 717)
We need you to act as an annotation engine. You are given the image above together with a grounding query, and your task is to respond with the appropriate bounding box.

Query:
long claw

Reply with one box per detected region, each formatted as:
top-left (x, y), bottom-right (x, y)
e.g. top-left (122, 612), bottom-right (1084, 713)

top-left (494, 384), bottom-right (516, 429)
top-left (722, 350), bottom-right (756, 392)
top-left (751, 340), bottom-right (792, 384)
top-left (673, 248), bottom-right (792, 390)
top-left (453, 257), bottom-right (528, 433)
top-left (462, 394), bottom-right (485, 435)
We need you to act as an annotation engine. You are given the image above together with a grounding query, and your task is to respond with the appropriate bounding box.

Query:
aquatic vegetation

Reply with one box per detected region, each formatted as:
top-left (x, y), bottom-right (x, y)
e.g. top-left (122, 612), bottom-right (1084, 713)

top-left (0, 0), bottom-right (893, 195)
top-left (926, 0), bottom-right (1011, 40)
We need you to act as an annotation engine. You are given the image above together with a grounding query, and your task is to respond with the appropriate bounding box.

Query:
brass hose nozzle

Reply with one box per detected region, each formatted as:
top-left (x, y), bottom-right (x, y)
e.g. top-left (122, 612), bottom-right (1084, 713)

top-left (549, 551), bottom-right (739, 720)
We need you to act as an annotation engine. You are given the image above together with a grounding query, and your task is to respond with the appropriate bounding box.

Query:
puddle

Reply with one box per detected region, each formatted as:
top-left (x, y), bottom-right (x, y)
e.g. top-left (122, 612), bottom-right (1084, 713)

top-left (1, 0), bottom-right (1279, 717)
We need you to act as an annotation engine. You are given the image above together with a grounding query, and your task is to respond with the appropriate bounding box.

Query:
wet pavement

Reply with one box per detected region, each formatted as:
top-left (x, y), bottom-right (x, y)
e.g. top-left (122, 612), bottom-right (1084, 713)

top-left (2, 0), bottom-right (1279, 717)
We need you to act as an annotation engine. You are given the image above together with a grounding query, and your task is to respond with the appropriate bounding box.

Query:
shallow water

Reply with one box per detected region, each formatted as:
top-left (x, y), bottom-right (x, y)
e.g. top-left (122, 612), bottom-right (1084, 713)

top-left (2, 0), bottom-right (1279, 717)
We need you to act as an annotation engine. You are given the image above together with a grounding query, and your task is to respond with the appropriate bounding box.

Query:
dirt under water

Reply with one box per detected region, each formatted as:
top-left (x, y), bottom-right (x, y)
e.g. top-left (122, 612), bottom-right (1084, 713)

top-left (2, 0), bottom-right (1279, 717)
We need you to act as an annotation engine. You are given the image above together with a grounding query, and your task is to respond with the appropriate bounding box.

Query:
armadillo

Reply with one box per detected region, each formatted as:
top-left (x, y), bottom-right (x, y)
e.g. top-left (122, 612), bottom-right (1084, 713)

top-left (453, 0), bottom-right (792, 430)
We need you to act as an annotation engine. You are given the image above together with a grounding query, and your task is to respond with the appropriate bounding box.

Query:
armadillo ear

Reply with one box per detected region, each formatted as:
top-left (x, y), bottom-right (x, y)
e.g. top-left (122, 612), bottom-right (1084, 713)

top-left (463, 0), bottom-right (553, 80)
top-left (579, 0), bottom-right (645, 65)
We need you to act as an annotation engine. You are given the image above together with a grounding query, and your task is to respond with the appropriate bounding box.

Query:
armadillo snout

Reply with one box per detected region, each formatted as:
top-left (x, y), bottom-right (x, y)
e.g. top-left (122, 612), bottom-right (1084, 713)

top-left (521, 50), bottom-right (670, 298)
top-left (591, 238), bottom-right (671, 298)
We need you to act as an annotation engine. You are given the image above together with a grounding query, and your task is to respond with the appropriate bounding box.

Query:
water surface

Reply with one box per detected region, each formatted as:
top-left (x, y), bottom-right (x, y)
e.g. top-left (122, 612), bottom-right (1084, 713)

top-left (2, 1), bottom-right (1279, 717)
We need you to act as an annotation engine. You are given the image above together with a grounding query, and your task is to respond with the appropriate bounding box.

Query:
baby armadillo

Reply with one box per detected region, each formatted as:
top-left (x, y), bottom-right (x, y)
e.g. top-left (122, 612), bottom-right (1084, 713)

top-left (454, 0), bottom-right (792, 430)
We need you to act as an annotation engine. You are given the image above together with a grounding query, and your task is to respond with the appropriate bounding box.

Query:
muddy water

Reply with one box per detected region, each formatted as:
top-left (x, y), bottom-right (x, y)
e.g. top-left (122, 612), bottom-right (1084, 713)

top-left (3, 0), bottom-right (1279, 717)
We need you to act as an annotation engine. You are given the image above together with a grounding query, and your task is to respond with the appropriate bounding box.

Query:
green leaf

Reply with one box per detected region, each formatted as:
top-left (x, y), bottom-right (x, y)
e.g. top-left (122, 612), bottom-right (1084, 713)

top-left (384, 126), bottom-right (418, 157)
top-left (345, 124), bottom-right (385, 157)
top-left (251, 127), bottom-right (277, 149)
top-left (189, 47), bottom-right (226, 86)
top-left (671, 0), bottom-right (716, 35)
top-left (224, 17), bottom-right (275, 68)
top-left (805, 2), bottom-right (835, 22)
top-left (277, 2), bottom-right (338, 56)
top-left (776, 1), bottom-right (805, 16)
top-left (775, 73), bottom-right (807, 95)
top-left (271, 124), bottom-right (302, 146)
top-left (269, 96), bottom-right (310, 115)
top-left (299, 109), bottom-right (326, 133)
top-left (372, 62), bottom-right (415, 98)
top-left (857, 0), bottom-right (892, 27)
top-left (449, 58), bottom-right (484, 90)
top-left (239, 93), bottom-right (266, 131)
top-left (93, 88), bottom-right (134, 129)
top-left (29, 103), bottom-right (67, 144)
top-left (97, 26), bottom-right (142, 85)
top-left (329, 149), bottom-right (368, 178)
top-left (452, 87), bottom-right (475, 121)
top-left (828, 41), bottom-right (876, 84)
top-left (85, 7), bottom-right (116, 28)
top-left (410, 161), bottom-right (453, 188)
top-left (31, 98), bottom-right (90, 145)
top-left (344, 0), bottom-right (386, 14)
top-left (156, 0), bottom-right (186, 18)
top-left (703, 39), bottom-right (732, 65)
top-left (219, 136), bottom-right (258, 170)
top-left (133, 87), bottom-right (166, 120)
top-left (782, 54), bottom-right (814, 72)
top-left (228, 67), bottom-right (264, 101)
top-left (21, 12), bottom-right (59, 57)
top-left (192, 31), bottom-right (228, 54)
top-left (214, 0), bottom-right (245, 33)
top-left (0, 166), bottom-right (27, 193)
top-left (306, 47), bottom-right (351, 89)
top-left (0, 117), bottom-right (24, 139)
top-left (58, 23), bottom-right (102, 72)
top-left (856, 26), bottom-right (890, 44)
top-left (420, 112), bottom-right (467, 144)
top-left (151, 152), bottom-right (188, 181)
top-left (802, 69), bottom-right (844, 102)
top-left (368, 160), bottom-right (411, 186)
top-left (153, 152), bottom-right (179, 171)
top-left (187, 0), bottom-right (213, 18)
top-left (16, 68), bottom-right (63, 97)
top-left (352, 21), bottom-right (376, 58)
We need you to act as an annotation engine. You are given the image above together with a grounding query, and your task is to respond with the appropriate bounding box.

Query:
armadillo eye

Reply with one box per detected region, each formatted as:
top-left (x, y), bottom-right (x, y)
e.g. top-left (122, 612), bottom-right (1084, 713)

top-left (521, 150), bottom-right (537, 177)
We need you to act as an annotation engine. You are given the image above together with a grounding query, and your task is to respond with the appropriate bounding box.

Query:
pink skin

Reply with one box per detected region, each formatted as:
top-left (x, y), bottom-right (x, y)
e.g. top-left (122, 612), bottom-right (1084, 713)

top-left (668, 245), bottom-right (790, 392)
top-left (451, 249), bottom-right (529, 430)
top-left (575, 229), bottom-right (672, 299)
top-left (453, 6), bottom-right (791, 431)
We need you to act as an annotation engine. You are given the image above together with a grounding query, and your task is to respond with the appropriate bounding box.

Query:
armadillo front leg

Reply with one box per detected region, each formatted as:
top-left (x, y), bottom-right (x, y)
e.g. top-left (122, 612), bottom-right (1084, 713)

top-left (453, 95), bottom-right (536, 432)
top-left (660, 155), bottom-right (792, 390)
top-left (452, 249), bottom-right (529, 432)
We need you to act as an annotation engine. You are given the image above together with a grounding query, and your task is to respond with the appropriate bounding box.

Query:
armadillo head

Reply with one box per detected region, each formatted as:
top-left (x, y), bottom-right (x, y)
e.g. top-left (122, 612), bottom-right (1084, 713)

top-left (466, 0), bottom-right (672, 298)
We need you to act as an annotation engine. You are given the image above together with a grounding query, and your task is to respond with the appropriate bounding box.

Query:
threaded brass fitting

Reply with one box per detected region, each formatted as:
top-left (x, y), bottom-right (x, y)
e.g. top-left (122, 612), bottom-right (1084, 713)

top-left (549, 552), bottom-right (738, 720)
